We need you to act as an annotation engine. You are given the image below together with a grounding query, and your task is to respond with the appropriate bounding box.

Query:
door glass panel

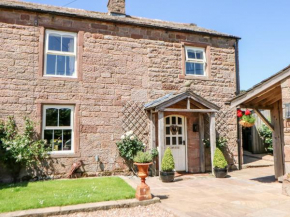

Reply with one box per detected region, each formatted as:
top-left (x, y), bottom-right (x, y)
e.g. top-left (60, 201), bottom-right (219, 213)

top-left (172, 116), bottom-right (176, 125)
top-left (178, 127), bottom-right (182, 135)
top-left (178, 137), bottom-right (183, 145)
top-left (166, 137), bottom-right (170, 145)
top-left (178, 117), bottom-right (182, 125)
top-left (166, 127), bottom-right (170, 135)
top-left (172, 137), bottom-right (176, 145)
top-left (166, 117), bottom-right (170, 125)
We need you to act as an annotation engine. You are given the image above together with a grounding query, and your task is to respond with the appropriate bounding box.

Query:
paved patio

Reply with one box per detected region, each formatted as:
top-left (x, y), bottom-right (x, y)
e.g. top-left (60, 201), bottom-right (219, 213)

top-left (124, 166), bottom-right (290, 217)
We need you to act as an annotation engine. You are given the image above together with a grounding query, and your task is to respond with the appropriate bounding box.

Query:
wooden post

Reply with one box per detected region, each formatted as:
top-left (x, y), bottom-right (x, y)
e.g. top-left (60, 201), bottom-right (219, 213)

top-left (210, 113), bottom-right (216, 174)
top-left (199, 114), bottom-right (205, 173)
top-left (150, 111), bottom-right (157, 176)
top-left (271, 101), bottom-right (284, 179)
top-left (158, 111), bottom-right (164, 175)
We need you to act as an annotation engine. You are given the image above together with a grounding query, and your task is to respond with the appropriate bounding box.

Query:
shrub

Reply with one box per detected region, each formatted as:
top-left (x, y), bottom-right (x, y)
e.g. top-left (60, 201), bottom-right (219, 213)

top-left (258, 124), bottom-right (273, 153)
top-left (133, 151), bottom-right (153, 163)
top-left (203, 137), bottom-right (227, 149)
top-left (150, 148), bottom-right (158, 159)
top-left (213, 148), bottom-right (228, 169)
top-left (161, 148), bottom-right (175, 172)
top-left (116, 131), bottom-right (144, 171)
top-left (0, 116), bottom-right (50, 182)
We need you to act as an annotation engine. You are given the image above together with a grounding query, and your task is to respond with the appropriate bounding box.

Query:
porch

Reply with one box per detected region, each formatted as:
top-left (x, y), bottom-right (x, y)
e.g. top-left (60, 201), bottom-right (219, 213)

top-left (144, 89), bottom-right (220, 174)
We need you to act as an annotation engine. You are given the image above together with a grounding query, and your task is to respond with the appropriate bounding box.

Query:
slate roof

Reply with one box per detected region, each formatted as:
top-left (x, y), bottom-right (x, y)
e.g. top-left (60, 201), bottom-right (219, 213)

top-left (144, 90), bottom-right (220, 111)
top-left (0, 0), bottom-right (240, 39)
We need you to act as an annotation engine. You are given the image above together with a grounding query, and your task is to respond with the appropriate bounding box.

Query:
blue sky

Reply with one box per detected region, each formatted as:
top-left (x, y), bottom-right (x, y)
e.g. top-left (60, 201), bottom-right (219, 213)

top-left (25, 0), bottom-right (290, 90)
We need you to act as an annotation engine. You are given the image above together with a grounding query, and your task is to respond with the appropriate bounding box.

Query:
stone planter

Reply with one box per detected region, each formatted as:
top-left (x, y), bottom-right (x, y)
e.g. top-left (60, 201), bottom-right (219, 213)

top-left (160, 171), bottom-right (175, 182)
top-left (134, 162), bottom-right (153, 201)
top-left (214, 167), bottom-right (228, 178)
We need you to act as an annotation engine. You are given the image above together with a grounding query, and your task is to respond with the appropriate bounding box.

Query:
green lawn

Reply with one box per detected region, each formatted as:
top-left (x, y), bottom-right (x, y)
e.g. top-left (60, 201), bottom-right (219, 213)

top-left (0, 177), bottom-right (135, 213)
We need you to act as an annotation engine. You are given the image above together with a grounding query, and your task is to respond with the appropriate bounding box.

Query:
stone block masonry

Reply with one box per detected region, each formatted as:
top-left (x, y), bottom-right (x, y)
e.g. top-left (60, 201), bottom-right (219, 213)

top-left (0, 6), bottom-right (238, 181)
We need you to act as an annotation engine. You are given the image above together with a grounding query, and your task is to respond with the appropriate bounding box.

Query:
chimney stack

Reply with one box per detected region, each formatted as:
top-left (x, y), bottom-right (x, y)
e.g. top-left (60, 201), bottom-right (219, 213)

top-left (107, 0), bottom-right (126, 16)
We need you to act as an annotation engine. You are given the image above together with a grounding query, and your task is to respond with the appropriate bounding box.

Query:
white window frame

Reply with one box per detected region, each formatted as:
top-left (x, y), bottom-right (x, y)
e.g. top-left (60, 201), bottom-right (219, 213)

top-left (42, 105), bottom-right (75, 154)
top-left (44, 30), bottom-right (78, 78)
top-left (185, 46), bottom-right (207, 76)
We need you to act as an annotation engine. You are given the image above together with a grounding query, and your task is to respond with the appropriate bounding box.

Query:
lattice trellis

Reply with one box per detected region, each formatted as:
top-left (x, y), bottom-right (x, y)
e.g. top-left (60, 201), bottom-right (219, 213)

top-left (216, 111), bottom-right (229, 138)
top-left (122, 102), bottom-right (149, 145)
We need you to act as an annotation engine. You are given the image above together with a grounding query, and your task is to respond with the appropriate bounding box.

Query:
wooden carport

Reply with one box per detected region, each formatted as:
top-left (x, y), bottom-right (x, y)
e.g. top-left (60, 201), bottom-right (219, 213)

top-left (230, 65), bottom-right (290, 180)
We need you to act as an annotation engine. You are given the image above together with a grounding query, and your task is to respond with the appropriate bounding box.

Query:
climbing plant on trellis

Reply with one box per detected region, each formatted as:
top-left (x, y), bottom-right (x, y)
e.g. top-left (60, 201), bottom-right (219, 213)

top-left (122, 101), bottom-right (149, 146)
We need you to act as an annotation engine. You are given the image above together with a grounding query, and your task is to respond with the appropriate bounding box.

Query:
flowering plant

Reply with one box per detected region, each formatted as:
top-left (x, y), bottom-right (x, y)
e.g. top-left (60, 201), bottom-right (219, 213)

top-left (237, 109), bottom-right (256, 126)
top-left (0, 116), bottom-right (50, 182)
top-left (116, 131), bottom-right (145, 170)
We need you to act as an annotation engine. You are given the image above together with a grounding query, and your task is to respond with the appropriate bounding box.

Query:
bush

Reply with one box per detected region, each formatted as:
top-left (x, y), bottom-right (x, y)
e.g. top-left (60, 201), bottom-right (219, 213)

top-left (258, 124), bottom-right (273, 153)
top-left (203, 137), bottom-right (227, 149)
top-left (161, 148), bottom-right (175, 172)
top-left (133, 151), bottom-right (153, 163)
top-left (150, 148), bottom-right (158, 159)
top-left (213, 148), bottom-right (228, 169)
top-left (0, 116), bottom-right (50, 182)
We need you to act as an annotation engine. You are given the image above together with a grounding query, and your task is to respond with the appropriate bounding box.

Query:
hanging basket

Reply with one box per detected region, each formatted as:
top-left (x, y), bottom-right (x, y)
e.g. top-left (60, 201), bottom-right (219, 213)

top-left (239, 120), bottom-right (255, 128)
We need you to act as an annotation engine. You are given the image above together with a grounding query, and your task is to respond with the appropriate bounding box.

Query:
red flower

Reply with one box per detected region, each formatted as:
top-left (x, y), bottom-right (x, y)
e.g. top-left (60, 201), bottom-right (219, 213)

top-left (237, 112), bottom-right (243, 117)
top-left (245, 110), bottom-right (251, 116)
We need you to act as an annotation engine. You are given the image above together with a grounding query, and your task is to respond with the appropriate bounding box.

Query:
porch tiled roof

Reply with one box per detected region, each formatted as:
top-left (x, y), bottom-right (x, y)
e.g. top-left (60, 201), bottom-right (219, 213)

top-left (0, 0), bottom-right (240, 39)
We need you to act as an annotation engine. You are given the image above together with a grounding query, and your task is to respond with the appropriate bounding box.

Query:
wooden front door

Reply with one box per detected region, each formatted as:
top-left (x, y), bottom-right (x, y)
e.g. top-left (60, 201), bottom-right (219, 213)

top-left (165, 115), bottom-right (186, 171)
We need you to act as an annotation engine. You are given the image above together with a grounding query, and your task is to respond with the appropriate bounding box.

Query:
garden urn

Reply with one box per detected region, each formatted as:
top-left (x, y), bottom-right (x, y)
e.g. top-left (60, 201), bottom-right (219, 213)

top-left (134, 162), bottom-right (153, 201)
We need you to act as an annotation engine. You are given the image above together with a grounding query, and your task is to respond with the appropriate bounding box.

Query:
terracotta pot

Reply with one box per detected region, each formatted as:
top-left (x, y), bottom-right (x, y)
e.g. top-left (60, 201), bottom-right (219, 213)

top-left (134, 162), bottom-right (153, 201)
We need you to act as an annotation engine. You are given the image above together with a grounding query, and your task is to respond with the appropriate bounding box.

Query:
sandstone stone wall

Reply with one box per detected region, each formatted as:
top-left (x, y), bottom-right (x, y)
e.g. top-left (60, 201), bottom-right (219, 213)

top-left (0, 8), bottom-right (238, 181)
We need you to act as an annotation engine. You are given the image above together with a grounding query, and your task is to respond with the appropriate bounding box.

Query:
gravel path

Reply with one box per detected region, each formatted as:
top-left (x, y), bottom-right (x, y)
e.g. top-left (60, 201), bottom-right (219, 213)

top-left (51, 204), bottom-right (175, 217)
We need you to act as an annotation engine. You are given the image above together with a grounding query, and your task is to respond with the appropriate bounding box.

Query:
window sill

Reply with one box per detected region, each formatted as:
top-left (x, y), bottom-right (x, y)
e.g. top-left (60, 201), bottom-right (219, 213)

top-left (49, 152), bottom-right (80, 158)
top-left (178, 74), bottom-right (213, 81)
top-left (40, 76), bottom-right (79, 81)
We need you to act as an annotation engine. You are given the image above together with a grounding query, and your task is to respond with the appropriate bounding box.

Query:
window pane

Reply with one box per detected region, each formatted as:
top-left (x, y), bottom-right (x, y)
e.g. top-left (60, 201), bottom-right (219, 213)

top-left (46, 108), bottom-right (58, 126)
top-left (172, 116), bottom-right (176, 125)
top-left (44, 130), bottom-right (53, 149)
top-left (54, 130), bottom-right (62, 151)
top-left (66, 56), bottom-right (75, 76)
top-left (59, 108), bottom-right (71, 126)
top-left (48, 34), bottom-right (61, 51)
top-left (172, 137), bottom-right (176, 145)
top-left (195, 63), bottom-right (204, 75)
top-left (166, 117), bottom-right (170, 125)
top-left (196, 51), bottom-right (204, 60)
top-left (63, 130), bottom-right (72, 151)
top-left (186, 62), bottom-right (195, 75)
top-left (178, 137), bottom-right (183, 145)
top-left (46, 54), bottom-right (56, 75)
top-left (57, 55), bottom-right (66, 76)
top-left (166, 137), bottom-right (170, 145)
top-left (62, 36), bottom-right (74, 52)
top-left (187, 50), bottom-right (196, 59)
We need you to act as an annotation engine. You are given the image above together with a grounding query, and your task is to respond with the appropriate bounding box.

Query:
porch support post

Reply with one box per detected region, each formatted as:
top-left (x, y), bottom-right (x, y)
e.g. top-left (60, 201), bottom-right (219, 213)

top-left (199, 113), bottom-right (205, 173)
top-left (210, 113), bottom-right (216, 174)
top-left (158, 111), bottom-right (164, 175)
top-left (150, 111), bottom-right (157, 176)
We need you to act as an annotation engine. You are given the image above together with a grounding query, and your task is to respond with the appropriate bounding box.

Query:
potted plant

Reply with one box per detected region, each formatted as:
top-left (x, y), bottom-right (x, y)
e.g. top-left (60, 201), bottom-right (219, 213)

top-left (237, 109), bottom-right (256, 128)
top-left (160, 148), bottom-right (175, 182)
top-left (213, 148), bottom-right (228, 178)
top-left (133, 151), bottom-right (153, 201)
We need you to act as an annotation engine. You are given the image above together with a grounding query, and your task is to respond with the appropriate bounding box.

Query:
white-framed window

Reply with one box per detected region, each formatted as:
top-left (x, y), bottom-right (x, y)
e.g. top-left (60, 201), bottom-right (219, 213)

top-left (44, 30), bottom-right (77, 77)
top-left (42, 105), bottom-right (74, 153)
top-left (185, 47), bottom-right (206, 76)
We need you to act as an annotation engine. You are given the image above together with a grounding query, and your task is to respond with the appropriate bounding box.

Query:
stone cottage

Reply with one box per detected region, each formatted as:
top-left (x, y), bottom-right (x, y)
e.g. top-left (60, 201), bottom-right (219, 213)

top-left (0, 0), bottom-right (240, 181)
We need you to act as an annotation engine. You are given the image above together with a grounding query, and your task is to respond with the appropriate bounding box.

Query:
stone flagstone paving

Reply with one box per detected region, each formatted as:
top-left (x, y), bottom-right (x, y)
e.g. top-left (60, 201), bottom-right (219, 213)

top-left (124, 166), bottom-right (290, 217)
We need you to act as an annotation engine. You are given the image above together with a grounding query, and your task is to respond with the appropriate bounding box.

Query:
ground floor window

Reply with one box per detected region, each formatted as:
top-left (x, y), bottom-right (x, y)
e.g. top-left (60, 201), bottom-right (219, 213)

top-left (42, 105), bottom-right (74, 153)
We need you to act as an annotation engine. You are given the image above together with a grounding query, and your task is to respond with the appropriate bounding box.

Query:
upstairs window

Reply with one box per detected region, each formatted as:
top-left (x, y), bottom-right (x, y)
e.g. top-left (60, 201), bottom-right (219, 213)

top-left (42, 105), bottom-right (74, 153)
top-left (185, 47), bottom-right (206, 76)
top-left (44, 30), bottom-right (77, 77)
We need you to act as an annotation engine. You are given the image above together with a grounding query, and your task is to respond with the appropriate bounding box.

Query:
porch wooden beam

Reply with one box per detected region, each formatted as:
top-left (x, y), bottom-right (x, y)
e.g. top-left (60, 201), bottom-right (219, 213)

top-left (254, 109), bottom-right (274, 132)
top-left (199, 114), bottom-right (205, 173)
top-left (161, 108), bottom-right (217, 113)
top-left (210, 113), bottom-right (216, 175)
top-left (239, 104), bottom-right (274, 110)
top-left (158, 111), bottom-right (164, 175)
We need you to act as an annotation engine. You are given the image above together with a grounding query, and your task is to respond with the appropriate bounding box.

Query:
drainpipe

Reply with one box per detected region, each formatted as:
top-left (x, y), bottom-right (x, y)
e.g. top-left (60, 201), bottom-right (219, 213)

top-left (234, 39), bottom-right (242, 170)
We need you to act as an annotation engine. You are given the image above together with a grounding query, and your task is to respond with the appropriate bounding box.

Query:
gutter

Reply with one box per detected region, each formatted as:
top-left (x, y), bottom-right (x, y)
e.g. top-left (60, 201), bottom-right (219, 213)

top-left (234, 39), bottom-right (242, 170)
top-left (0, 4), bottom-right (241, 40)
